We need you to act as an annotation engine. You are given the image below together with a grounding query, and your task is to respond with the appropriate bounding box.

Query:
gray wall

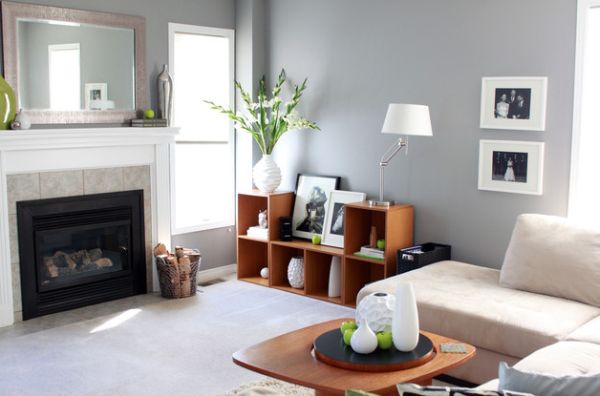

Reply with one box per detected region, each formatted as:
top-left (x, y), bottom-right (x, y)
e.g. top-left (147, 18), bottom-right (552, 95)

top-left (265, 0), bottom-right (577, 268)
top-left (5, 0), bottom-right (238, 271)
top-left (18, 21), bottom-right (134, 109)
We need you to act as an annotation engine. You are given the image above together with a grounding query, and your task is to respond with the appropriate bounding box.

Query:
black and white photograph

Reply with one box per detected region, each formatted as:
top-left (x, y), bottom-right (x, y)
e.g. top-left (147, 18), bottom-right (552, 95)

top-left (492, 151), bottom-right (528, 183)
top-left (494, 88), bottom-right (531, 120)
top-left (322, 190), bottom-right (366, 248)
top-left (292, 174), bottom-right (341, 240)
top-left (84, 83), bottom-right (108, 110)
top-left (479, 140), bottom-right (544, 195)
top-left (480, 77), bottom-right (547, 131)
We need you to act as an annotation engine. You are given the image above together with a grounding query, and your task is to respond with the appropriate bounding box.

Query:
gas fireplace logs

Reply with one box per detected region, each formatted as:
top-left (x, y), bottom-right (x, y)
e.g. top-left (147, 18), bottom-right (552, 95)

top-left (43, 248), bottom-right (114, 279)
top-left (153, 243), bottom-right (201, 298)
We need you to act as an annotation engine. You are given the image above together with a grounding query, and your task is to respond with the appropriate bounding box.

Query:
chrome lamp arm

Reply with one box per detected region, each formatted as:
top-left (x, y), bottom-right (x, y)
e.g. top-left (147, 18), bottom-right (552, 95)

top-left (369, 137), bottom-right (408, 207)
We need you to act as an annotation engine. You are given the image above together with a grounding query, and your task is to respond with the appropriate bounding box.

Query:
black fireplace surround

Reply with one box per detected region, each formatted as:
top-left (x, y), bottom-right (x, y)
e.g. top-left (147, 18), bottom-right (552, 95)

top-left (17, 190), bottom-right (146, 319)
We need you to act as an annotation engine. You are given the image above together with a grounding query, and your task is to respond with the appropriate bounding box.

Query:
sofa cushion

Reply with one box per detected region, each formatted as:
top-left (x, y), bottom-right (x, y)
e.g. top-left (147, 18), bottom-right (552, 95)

top-left (566, 316), bottom-right (600, 344)
top-left (357, 261), bottom-right (600, 358)
top-left (498, 361), bottom-right (600, 396)
top-left (512, 341), bottom-right (600, 375)
top-left (500, 214), bottom-right (600, 307)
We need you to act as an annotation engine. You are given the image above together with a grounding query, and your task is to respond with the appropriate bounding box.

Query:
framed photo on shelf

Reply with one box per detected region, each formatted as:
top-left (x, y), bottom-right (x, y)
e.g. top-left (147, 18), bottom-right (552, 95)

top-left (480, 77), bottom-right (548, 131)
top-left (292, 174), bottom-right (341, 240)
top-left (84, 83), bottom-right (108, 110)
top-left (322, 190), bottom-right (367, 248)
top-left (478, 140), bottom-right (544, 195)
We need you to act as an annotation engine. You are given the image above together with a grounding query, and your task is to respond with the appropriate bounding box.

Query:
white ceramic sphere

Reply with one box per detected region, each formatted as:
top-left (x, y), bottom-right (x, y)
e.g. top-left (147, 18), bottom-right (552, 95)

top-left (260, 267), bottom-right (269, 279)
top-left (355, 292), bottom-right (396, 333)
top-left (287, 256), bottom-right (304, 289)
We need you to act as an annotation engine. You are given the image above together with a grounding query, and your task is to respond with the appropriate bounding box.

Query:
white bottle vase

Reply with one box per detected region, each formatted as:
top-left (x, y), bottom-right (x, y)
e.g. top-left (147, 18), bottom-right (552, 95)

top-left (253, 154), bottom-right (282, 193)
top-left (392, 282), bottom-right (420, 352)
top-left (350, 318), bottom-right (378, 354)
top-left (328, 256), bottom-right (341, 297)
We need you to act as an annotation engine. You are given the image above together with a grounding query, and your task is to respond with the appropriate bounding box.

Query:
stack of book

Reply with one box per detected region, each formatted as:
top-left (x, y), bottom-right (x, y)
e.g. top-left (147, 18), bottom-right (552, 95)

top-left (247, 226), bottom-right (269, 240)
top-left (353, 245), bottom-right (384, 260)
top-left (131, 118), bottom-right (168, 127)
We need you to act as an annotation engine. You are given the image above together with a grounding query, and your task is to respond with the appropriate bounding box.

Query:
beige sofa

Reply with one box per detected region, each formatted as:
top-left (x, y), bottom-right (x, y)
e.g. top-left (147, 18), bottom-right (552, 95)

top-left (356, 214), bottom-right (600, 386)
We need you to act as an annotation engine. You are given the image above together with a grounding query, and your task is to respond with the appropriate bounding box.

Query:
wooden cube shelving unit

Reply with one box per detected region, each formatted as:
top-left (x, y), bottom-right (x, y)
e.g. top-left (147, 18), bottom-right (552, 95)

top-left (236, 191), bottom-right (414, 307)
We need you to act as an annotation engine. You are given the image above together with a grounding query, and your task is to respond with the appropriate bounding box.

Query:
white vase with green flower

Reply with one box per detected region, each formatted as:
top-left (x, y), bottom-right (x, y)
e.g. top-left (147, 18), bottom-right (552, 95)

top-left (206, 69), bottom-right (319, 193)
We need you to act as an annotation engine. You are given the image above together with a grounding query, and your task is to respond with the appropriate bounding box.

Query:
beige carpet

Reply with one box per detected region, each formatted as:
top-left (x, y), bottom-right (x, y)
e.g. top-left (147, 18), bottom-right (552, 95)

top-left (0, 277), bottom-right (353, 396)
top-left (218, 379), bottom-right (313, 396)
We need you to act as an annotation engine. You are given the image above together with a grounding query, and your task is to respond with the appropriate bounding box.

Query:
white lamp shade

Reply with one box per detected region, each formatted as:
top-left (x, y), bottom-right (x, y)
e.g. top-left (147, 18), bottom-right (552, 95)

top-left (381, 103), bottom-right (433, 136)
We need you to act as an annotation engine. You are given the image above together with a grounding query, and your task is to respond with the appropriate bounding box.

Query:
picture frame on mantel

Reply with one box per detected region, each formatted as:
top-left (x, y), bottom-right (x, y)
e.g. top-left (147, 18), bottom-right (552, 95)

top-left (291, 174), bottom-right (341, 240)
top-left (322, 190), bottom-right (367, 248)
top-left (480, 77), bottom-right (548, 131)
top-left (478, 139), bottom-right (544, 195)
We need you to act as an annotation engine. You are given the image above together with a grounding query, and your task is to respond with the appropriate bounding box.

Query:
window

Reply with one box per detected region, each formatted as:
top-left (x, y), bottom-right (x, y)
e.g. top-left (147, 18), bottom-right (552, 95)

top-left (169, 24), bottom-right (235, 234)
top-left (570, 1), bottom-right (600, 225)
top-left (48, 43), bottom-right (80, 110)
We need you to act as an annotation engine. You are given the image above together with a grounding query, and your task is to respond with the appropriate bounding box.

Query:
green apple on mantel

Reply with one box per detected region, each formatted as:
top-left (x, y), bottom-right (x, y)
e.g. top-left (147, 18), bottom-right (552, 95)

top-left (144, 108), bottom-right (156, 119)
top-left (376, 239), bottom-right (386, 250)
top-left (377, 331), bottom-right (393, 350)
top-left (312, 234), bottom-right (321, 245)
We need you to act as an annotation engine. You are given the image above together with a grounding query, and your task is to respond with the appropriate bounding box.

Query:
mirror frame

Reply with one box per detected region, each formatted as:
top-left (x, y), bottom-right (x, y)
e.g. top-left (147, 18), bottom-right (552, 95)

top-left (1, 1), bottom-right (147, 124)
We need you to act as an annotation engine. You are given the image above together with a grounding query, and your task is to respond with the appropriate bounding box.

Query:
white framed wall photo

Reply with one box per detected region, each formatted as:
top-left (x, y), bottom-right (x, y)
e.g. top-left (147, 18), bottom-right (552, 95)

top-left (480, 77), bottom-right (548, 131)
top-left (322, 190), bottom-right (367, 248)
top-left (478, 140), bottom-right (544, 195)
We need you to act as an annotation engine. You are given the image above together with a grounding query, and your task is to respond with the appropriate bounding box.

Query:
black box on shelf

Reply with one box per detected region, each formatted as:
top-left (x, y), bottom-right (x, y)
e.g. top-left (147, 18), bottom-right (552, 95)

top-left (396, 243), bottom-right (451, 274)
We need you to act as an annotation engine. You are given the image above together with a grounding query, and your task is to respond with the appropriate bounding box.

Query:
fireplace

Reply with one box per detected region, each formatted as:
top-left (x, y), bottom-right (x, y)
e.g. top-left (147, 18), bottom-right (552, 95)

top-left (17, 190), bottom-right (146, 319)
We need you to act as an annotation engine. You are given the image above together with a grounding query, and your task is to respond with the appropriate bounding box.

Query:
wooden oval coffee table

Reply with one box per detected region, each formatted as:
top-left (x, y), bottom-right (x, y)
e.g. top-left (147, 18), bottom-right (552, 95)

top-left (232, 318), bottom-right (476, 396)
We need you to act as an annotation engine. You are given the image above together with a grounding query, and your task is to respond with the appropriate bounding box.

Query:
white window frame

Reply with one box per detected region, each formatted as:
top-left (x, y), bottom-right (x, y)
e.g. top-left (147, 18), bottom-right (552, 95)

top-left (48, 42), bottom-right (81, 110)
top-left (168, 23), bottom-right (235, 234)
top-left (569, 0), bottom-right (600, 218)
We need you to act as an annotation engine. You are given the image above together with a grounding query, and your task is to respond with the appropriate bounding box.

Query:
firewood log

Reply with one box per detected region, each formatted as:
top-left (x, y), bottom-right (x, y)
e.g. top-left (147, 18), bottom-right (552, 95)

top-left (44, 257), bottom-right (59, 278)
top-left (178, 255), bottom-right (191, 296)
top-left (153, 243), bottom-right (169, 257)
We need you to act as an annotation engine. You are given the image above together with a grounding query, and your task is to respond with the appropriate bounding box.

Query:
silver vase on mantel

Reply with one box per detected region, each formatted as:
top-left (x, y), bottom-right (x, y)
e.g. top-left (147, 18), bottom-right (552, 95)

top-left (157, 64), bottom-right (173, 126)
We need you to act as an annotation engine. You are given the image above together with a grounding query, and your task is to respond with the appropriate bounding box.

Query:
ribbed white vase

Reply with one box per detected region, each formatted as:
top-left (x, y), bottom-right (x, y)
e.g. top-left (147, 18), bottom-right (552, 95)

top-left (392, 282), bottom-right (420, 352)
top-left (253, 154), bottom-right (282, 193)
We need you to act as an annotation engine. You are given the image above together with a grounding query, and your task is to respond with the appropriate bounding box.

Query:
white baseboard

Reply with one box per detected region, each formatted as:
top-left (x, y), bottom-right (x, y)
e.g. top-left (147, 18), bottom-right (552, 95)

top-left (196, 264), bottom-right (237, 284)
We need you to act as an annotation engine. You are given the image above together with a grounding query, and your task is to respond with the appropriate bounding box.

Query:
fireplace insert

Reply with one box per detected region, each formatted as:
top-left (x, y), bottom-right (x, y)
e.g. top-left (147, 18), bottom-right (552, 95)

top-left (17, 190), bottom-right (146, 319)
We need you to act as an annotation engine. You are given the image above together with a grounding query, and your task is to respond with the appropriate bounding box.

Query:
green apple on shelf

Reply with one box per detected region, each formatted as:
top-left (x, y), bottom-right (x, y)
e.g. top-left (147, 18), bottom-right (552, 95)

top-left (312, 234), bottom-right (321, 245)
top-left (376, 239), bottom-right (386, 250)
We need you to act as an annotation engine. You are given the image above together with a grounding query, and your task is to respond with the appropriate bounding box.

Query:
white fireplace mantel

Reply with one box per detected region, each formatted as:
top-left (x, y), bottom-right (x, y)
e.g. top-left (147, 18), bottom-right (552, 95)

top-left (0, 127), bottom-right (178, 327)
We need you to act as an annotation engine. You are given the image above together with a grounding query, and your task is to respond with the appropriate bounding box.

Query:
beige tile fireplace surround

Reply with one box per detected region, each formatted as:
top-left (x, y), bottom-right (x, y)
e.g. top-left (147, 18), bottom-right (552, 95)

top-left (0, 127), bottom-right (178, 327)
top-left (8, 166), bottom-right (154, 322)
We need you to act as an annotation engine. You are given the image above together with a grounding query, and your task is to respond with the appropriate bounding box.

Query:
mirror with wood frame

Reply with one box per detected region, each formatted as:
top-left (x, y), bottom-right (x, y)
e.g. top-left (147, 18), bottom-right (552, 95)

top-left (1, 1), bottom-right (147, 124)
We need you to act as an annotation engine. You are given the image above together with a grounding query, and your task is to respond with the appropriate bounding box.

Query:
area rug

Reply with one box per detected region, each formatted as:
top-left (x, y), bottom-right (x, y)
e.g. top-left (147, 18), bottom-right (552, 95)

top-left (218, 378), bottom-right (314, 396)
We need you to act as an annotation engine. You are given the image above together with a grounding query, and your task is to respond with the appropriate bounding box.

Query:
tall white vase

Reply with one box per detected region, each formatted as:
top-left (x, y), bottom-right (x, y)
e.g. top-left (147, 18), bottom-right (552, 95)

top-left (328, 256), bottom-right (341, 297)
top-left (392, 282), bottom-right (420, 352)
top-left (253, 154), bottom-right (282, 193)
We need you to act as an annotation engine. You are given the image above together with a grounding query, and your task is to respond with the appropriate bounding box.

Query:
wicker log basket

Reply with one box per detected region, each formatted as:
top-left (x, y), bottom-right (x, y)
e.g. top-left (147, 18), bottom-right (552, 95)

top-left (154, 243), bottom-right (202, 298)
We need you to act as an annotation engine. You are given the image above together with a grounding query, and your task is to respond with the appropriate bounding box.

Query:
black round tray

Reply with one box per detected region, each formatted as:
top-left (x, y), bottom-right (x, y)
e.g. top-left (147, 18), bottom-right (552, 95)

top-left (313, 329), bottom-right (434, 372)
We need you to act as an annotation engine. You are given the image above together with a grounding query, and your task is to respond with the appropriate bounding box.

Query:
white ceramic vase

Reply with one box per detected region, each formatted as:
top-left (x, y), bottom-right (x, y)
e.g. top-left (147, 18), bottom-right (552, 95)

top-left (356, 292), bottom-right (396, 333)
top-left (260, 267), bottom-right (269, 279)
top-left (350, 318), bottom-right (378, 354)
top-left (12, 109), bottom-right (31, 130)
top-left (328, 256), bottom-right (341, 298)
top-left (287, 256), bottom-right (304, 289)
top-left (253, 154), bottom-right (282, 193)
top-left (392, 282), bottom-right (420, 352)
